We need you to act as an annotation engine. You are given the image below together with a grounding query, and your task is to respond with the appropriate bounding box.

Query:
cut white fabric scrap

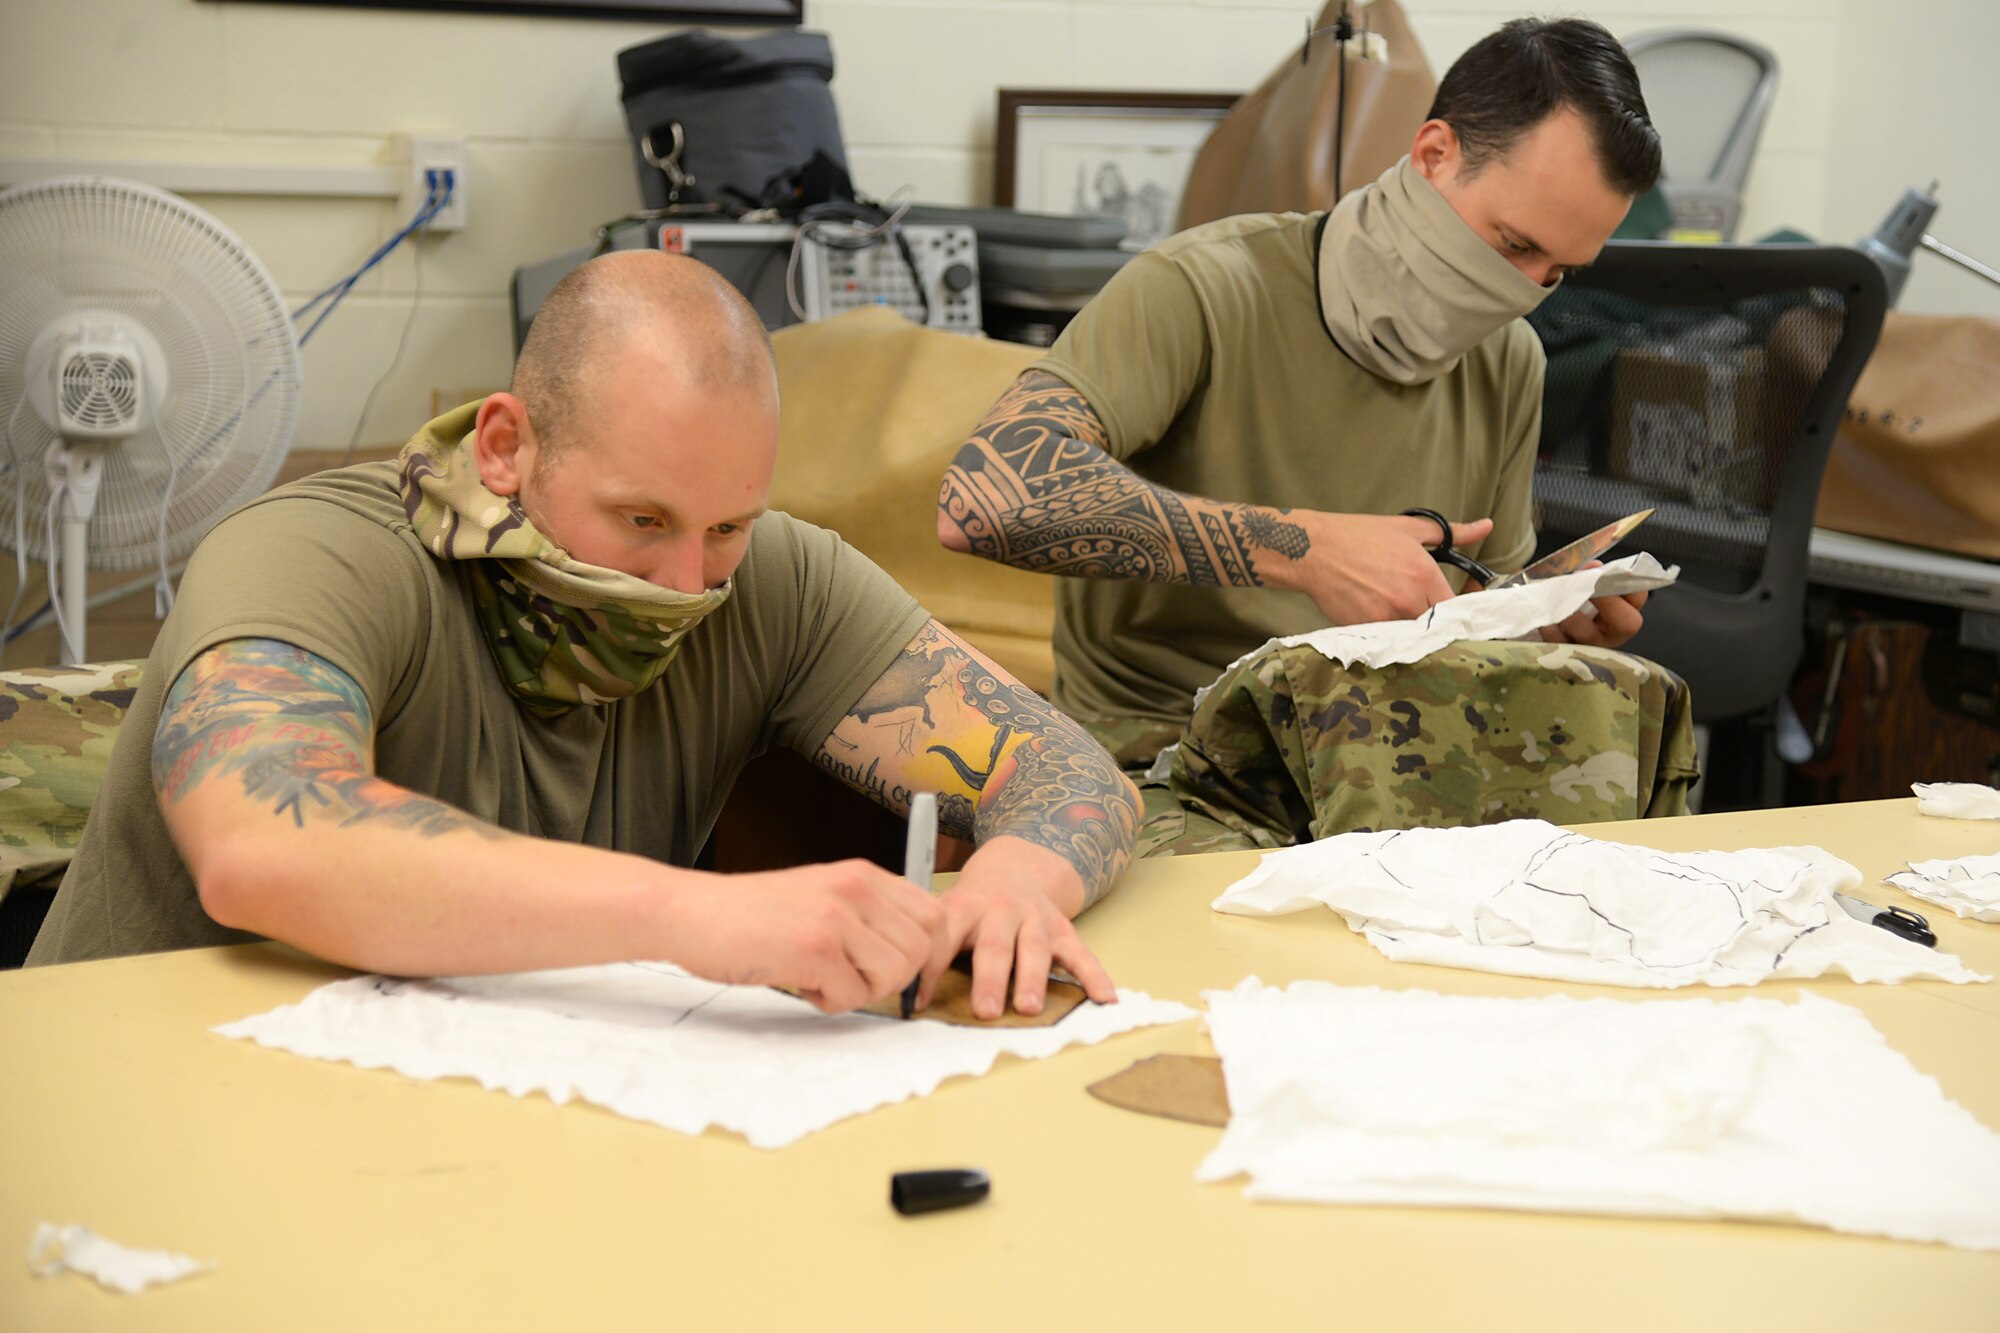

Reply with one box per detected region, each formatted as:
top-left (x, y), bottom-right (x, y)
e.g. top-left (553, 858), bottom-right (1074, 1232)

top-left (1146, 556), bottom-right (1679, 781)
top-left (216, 964), bottom-right (1195, 1150)
top-left (1195, 980), bottom-right (2000, 1250)
top-left (27, 1223), bottom-right (212, 1294)
top-left (1888, 853), bottom-right (2000, 923)
top-left (1257, 553), bottom-right (1677, 674)
top-left (1913, 781), bottom-right (2000, 820)
top-left (1211, 819), bottom-right (1986, 987)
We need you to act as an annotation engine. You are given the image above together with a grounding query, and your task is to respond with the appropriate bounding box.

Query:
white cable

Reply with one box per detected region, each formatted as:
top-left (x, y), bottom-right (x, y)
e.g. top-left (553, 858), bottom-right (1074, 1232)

top-left (342, 176), bottom-right (440, 466)
top-left (784, 187), bottom-right (919, 323)
top-left (44, 481), bottom-right (74, 661)
top-left (153, 445), bottom-right (180, 619)
top-left (784, 227), bottom-right (811, 322)
top-left (7, 561), bottom-right (189, 639)
top-left (0, 395), bottom-right (29, 668)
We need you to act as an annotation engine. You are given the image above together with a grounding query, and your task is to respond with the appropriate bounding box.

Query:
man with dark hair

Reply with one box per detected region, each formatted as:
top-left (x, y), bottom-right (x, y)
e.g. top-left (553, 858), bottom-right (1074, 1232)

top-left (31, 250), bottom-right (1139, 1023)
top-left (938, 16), bottom-right (1666, 776)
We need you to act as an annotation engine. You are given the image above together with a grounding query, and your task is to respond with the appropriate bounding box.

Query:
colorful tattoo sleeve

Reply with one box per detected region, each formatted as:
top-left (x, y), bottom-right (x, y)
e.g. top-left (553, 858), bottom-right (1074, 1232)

top-left (937, 369), bottom-right (1310, 587)
top-left (814, 621), bottom-right (1139, 905)
top-left (152, 638), bottom-right (502, 841)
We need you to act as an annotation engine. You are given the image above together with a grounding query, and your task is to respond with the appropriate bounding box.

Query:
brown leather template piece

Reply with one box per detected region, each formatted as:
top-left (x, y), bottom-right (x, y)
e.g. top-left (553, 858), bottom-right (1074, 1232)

top-left (1086, 1054), bottom-right (1230, 1127)
top-left (859, 965), bottom-right (1089, 1028)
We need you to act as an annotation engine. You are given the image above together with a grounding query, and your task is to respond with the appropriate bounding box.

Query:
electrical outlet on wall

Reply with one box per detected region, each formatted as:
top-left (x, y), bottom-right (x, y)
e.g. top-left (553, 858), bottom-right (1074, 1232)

top-left (396, 133), bottom-right (467, 232)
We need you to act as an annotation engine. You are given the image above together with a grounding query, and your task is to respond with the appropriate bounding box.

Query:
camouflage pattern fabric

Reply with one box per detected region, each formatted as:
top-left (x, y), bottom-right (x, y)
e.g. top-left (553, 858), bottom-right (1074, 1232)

top-left (1082, 715), bottom-right (1187, 773)
top-left (400, 402), bottom-right (732, 714)
top-left (0, 662), bottom-right (142, 899)
top-left (1133, 639), bottom-right (1698, 858)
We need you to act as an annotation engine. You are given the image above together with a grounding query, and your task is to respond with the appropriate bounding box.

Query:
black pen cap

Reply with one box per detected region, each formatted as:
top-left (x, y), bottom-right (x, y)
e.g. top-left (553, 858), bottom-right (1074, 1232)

top-left (889, 1168), bottom-right (990, 1216)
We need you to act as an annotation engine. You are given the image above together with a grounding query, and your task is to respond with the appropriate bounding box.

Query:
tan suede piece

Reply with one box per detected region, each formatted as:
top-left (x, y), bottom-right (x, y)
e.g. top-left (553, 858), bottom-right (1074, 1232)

top-left (769, 308), bottom-right (1056, 690)
top-left (1086, 1054), bottom-right (1230, 1127)
top-left (857, 965), bottom-right (1089, 1028)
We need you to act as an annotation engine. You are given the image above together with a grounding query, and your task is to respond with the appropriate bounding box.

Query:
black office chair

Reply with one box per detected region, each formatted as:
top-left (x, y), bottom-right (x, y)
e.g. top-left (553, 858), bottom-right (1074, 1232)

top-left (1527, 243), bottom-right (1887, 797)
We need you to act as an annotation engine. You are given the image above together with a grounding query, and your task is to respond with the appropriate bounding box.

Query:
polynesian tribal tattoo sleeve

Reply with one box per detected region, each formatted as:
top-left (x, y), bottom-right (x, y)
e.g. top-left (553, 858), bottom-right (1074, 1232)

top-left (814, 620), bottom-right (1139, 905)
top-left (152, 638), bottom-right (502, 840)
top-left (937, 369), bottom-right (1311, 587)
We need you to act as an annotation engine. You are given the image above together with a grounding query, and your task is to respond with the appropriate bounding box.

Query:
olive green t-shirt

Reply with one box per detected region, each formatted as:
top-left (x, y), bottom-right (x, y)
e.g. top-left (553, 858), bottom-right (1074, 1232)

top-left (1035, 210), bottom-right (1544, 732)
top-left (28, 461), bottom-right (928, 965)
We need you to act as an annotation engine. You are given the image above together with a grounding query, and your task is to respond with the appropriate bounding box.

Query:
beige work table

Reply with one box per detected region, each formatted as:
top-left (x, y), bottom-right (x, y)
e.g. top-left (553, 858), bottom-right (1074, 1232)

top-left (4, 799), bottom-right (1998, 1328)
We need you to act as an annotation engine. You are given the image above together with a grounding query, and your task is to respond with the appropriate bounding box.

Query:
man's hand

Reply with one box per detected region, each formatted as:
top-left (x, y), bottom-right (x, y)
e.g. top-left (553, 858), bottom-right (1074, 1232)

top-left (666, 860), bottom-right (952, 1015)
top-left (914, 836), bottom-right (1117, 1021)
top-left (1537, 562), bottom-right (1649, 647)
top-left (1272, 511), bottom-right (1494, 625)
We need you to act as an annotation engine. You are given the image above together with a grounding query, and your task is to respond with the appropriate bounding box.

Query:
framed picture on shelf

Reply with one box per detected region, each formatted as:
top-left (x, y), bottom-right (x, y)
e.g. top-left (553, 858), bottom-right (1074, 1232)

top-left (993, 89), bottom-right (1239, 251)
top-left (200, 0), bottom-right (802, 23)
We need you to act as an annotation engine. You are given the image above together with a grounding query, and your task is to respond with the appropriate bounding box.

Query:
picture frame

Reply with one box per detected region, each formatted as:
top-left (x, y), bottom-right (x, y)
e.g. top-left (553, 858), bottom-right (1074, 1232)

top-left (200, 0), bottom-right (802, 23)
top-left (993, 89), bottom-right (1239, 251)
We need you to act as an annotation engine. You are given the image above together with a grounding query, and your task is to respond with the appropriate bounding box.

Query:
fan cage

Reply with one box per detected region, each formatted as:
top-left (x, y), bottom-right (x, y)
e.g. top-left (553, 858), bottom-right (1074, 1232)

top-left (0, 176), bottom-right (301, 570)
top-left (59, 351), bottom-right (141, 433)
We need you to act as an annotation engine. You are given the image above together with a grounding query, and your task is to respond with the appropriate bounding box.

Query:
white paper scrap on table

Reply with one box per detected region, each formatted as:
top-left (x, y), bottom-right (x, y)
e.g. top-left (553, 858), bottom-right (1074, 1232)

top-left (1913, 781), bottom-right (2000, 820)
top-left (215, 964), bottom-right (1196, 1149)
top-left (1889, 852), bottom-right (2000, 923)
top-left (1194, 980), bottom-right (2000, 1250)
top-left (1210, 819), bottom-right (1987, 987)
top-left (1147, 556), bottom-right (1679, 780)
top-left (27, 1223), bottom-right (212, 1294)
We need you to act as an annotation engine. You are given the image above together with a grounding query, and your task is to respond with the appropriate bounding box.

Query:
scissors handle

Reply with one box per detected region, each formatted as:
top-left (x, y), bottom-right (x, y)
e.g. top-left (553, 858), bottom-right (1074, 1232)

top-left (1402, 507), bottom-right (1499, 587)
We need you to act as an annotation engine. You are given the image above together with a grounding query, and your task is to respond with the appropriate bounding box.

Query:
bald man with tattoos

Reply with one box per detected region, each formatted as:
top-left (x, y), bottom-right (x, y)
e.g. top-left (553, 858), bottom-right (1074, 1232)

top-left (31, 250), bottom-right (1139, 1023)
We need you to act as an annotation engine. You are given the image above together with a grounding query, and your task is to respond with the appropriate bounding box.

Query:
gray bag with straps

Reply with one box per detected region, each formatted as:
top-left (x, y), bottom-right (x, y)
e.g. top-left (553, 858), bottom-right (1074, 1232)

top-left (617, 29), bottom-right (849, 211)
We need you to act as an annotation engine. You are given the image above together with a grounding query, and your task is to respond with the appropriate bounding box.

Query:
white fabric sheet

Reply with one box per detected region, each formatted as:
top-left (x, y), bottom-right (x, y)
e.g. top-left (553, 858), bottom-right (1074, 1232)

top-left (1195, 980), bottom-right (2000, 1250)
top-left (1888, 852), bottom-right (2000, 923)
top-left (1147, 556), bottom-right (1679, 780)
top-left (1264, 553), bottom-right (1678, 672)
top-left (27, 1223), bottom-right (211, 1294)
top-left (216, 964), bottom-right (1195, 1149)
top-left (1913, 781), bottom-right (2000, 820)
top-left (1210, 819), bottom-right (1987, 987)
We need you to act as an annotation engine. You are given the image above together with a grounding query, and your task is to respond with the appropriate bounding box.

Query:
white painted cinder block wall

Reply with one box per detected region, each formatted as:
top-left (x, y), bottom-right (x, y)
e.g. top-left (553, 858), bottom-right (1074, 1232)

top-left (0, 0), bottom-right (1992, 451)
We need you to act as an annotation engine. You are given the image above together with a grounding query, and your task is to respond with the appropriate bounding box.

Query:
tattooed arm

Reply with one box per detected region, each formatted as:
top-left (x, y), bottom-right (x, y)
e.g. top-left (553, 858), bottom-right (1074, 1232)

top-left (812, 618), bottom-right (1140, 1018)
top-left (155, 638), bottom-right (947, 1009)
top-left (937, 369), bottom-right (1498, 624)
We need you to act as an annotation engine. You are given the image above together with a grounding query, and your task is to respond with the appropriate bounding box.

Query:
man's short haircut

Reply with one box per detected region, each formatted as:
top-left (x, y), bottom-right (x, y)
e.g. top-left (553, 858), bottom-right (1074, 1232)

top-left (1427, 17), bottom-right (1662, 198)
top-left (510, 250), bottom-right (775, 458)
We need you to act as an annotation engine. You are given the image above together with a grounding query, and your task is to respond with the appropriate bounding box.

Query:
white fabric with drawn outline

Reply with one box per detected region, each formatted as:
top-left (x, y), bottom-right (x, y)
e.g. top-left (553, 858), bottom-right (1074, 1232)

top-left (1195, 980), bottom-right (2000, 1250)
top-left (216, 965), bottom-right (1195, 1150)
top-left (1888, 852), bottom-right (2000, 923)
top-left (1913, 782), bottom-right (2000, 820)
top-left (1210, 818), bottom-right (1987, 987)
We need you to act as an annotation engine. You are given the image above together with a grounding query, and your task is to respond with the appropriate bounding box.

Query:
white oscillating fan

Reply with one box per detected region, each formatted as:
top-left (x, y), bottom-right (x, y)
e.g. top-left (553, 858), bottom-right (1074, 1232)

top-left (0, 176), bottom-right (300, 663)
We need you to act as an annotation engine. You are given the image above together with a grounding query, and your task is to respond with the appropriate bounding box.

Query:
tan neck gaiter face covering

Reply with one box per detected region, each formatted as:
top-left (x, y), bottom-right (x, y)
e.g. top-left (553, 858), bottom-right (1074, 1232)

top-left (1317, 155), bottom-right (1557, 385)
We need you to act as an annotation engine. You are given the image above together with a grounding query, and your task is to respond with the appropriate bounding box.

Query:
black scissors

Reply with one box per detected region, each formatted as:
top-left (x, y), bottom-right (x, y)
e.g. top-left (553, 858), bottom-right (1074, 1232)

top-left (1402, 507), bottom-right (1498, 587)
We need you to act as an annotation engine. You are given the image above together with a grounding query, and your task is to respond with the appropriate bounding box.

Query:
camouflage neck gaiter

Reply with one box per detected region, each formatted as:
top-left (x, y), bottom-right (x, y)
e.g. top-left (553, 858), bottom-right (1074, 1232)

top-left (397, 402), bottom-right (732, 715)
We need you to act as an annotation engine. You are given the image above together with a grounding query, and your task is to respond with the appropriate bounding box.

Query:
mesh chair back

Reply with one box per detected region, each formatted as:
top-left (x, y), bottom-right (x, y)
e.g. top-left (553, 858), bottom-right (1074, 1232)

top-left (1527, 243), bottom-right (1886, 721)
top-left (1625, 31), bottom-right (1777, 239)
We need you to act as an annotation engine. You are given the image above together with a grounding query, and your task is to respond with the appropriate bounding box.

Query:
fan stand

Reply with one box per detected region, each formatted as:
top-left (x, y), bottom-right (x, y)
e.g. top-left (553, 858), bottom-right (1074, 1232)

top-left (43, 440), bottom-right (108, 664)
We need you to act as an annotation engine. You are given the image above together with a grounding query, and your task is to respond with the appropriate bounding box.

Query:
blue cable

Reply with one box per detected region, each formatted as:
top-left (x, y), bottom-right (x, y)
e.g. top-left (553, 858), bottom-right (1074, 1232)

top-left (294, 181), bottom-right (438, 330)
top-left (294, 172), bottom-right (454, 347)
top-left (295, 174), bottom-right (448, 344)
top-left (294, 172), bottom-right (448, 323)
